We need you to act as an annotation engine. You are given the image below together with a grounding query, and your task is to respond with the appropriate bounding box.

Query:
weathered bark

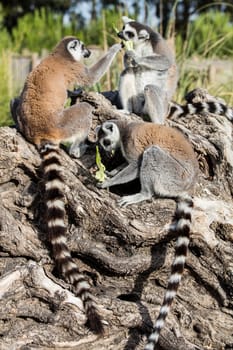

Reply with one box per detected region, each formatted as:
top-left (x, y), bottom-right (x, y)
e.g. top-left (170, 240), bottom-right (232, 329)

top-left (0, 89), bottom-right (233, 350)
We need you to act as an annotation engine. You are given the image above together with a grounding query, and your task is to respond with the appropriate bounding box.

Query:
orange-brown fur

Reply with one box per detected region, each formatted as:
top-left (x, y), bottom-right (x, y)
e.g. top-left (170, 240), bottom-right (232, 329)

top-left (118, 121), bottom-right (198, 169)
top-left (11, 36), bottom-right (122, 335)
top-left (16, 37), bottom-right (91, 145)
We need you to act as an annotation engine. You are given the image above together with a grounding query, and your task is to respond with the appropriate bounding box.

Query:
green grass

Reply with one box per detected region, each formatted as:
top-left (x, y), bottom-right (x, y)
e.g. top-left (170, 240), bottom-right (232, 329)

top-left (0, 51), bottom-right (14, 126)
top-left (174, 11), bottom-right (233, 105)
top-left (0, 9), bottom-right (233, 126)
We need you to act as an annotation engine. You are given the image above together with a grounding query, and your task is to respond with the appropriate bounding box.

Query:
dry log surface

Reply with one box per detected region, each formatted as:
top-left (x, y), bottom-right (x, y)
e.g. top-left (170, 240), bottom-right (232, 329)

top-left (0, 89), bottom-right (233, 350)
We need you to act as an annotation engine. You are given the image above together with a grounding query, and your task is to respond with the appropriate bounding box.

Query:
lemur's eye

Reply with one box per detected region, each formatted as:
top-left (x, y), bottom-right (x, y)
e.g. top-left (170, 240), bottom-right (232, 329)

top-left (126, 31), bottom-right (134, 38)
top-left (106, 124), bottom-right (113, 132)
top-left (70, 40), bottom-right (78, 49)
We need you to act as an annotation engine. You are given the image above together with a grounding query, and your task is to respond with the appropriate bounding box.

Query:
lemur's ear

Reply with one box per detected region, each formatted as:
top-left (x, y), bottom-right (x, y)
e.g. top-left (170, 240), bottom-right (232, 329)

top-left (122, 16), bottom-right (134, 24)
top-left (138, 29), bottom-right (150, 40)
top-left (95, 125), bottom-right (101, 135)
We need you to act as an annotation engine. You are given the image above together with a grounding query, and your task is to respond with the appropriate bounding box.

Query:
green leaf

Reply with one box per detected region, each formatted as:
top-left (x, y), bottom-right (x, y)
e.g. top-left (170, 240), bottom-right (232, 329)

top-left (95, 146), bottom-right (106, 182)
top-left (112, 24), bottom-right (134, 50)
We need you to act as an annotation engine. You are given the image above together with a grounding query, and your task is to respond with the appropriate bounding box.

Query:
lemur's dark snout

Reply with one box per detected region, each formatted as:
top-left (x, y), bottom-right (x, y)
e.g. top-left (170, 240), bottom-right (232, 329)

top-left (84, 48), bottom-right (91, 58)
top-left (117, 31), bottom-right (125, 39)
top-left (103, 139), bottom-right (111, 147)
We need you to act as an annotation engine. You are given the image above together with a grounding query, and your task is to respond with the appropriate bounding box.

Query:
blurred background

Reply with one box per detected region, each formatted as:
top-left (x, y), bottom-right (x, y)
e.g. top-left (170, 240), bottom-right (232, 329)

top-left (0, 0), bottom-right (232, 126)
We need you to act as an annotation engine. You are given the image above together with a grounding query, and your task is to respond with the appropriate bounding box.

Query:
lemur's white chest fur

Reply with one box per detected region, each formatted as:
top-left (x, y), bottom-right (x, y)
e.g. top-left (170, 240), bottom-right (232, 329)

top-left (134, 41), bottom-right (153, 57)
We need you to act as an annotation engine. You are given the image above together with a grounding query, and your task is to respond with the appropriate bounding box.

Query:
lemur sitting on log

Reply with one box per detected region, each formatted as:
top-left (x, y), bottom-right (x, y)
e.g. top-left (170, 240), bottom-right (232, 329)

top-left (10, 36), bottom-right (122, 334)
top-left (96, 119), bottom-right (199, 349)
top-left (117, 16), bottom-right (178, 124)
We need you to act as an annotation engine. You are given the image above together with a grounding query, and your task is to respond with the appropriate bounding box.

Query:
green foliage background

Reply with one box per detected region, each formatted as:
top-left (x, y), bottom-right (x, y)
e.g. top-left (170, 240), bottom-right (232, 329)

top-left (176, 11), bottom-right (233, 58)
top-left (0, 5), bottom-right (232, 126)
top-left (11, 8), bottom-right (71, 53)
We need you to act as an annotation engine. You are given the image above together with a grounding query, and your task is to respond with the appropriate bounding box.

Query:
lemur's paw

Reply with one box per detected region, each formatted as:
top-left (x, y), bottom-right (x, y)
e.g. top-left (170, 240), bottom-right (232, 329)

top-left (111, 43), bottom-right (122, 52)
top-left (97, 180), bottom-right (110, 189)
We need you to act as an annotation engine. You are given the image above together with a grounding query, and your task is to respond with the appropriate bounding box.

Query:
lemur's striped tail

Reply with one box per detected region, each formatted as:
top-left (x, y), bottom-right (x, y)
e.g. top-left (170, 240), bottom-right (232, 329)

top-left (168, 101), bottom-right (233, 121)
top-left (40, 143), bottom-right (103, 334)
top-left (144, 195), bottom-right (193, 350)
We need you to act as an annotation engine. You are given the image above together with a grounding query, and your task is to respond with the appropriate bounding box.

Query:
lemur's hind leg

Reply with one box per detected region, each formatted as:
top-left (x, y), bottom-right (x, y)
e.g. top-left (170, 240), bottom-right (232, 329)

top-left (119, 70), bottom-right (137, 113)
top-left (59, 102), bottom-right (93, 158)
top-left (118, 145), bottom-right (195, 207)
top-left (144, 84), bottom-right (169, 124)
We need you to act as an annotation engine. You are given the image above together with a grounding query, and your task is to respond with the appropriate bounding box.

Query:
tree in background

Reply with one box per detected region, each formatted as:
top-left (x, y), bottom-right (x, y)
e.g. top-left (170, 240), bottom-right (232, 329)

top-left (0, 0), bottom-right (232, 39)
top-left (0, 0), bottom-right (71, 32)
top-left (0, 0), bottom-right (232, 126)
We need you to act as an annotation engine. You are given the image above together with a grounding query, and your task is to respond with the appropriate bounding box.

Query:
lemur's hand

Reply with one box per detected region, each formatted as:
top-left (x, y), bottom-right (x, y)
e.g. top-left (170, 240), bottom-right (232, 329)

top-left (125, 50), bottom-right (136, 59)
top-left (97, 179), bottom-right (110, 189)
top-left (124, 50), bottom-right (137, 67)
top-left (110, 43), bottom-right (123, 52)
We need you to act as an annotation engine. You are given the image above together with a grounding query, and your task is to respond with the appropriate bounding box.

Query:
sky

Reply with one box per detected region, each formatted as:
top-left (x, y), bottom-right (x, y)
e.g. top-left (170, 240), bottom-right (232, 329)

top-left (64, 0), bottom-right (161, 27)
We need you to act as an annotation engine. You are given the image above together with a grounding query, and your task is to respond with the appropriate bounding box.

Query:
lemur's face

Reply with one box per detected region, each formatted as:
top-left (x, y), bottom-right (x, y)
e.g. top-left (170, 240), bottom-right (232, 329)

top-left (117, 19), bottom-right (150, 44)
top-left (97, 122), bottom-right (120, 153)
top-left (67, 39), bottom-right (91, 61)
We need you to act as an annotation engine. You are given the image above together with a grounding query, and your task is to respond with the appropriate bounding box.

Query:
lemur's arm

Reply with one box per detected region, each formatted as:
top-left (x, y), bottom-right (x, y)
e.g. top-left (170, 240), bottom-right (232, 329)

top-left (99, 161), bottom-right (140, 188)
top-left (86, 43), bottom-right (122, 85)
top-left (137, 55), bottom-right (172, 70)
top-left (125, 50), bottom-right (172, 70)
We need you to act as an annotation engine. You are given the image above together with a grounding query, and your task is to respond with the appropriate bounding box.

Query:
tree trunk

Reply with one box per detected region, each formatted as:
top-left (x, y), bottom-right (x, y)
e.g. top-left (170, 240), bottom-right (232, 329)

top-left (0, 89), bottom-right (233, 350)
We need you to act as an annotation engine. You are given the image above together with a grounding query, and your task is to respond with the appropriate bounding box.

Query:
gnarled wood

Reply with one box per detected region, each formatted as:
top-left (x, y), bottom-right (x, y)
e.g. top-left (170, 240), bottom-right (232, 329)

top-left (0, 89), bottom-right (232, 350)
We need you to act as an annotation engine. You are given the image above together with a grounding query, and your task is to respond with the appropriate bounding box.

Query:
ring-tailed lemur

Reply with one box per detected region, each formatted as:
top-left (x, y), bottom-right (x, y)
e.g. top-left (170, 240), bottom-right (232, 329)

top-left (168, 100), bottom-right (233, 122)
top-left (117, 16), bottom-right (178, 124)
top-left (96, 119), bottom-right (199, 348)
top-left (10, 36), bottom-right (122, 334)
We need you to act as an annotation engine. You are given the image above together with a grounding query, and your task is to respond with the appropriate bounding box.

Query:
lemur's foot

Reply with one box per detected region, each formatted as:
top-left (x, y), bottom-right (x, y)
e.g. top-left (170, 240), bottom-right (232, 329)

top-left (69, 143), bottom-right (88, 158)
top-left (118, 193), bottom-right (151, 207)
top-left (117, 109), bottom-right (131, 115)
